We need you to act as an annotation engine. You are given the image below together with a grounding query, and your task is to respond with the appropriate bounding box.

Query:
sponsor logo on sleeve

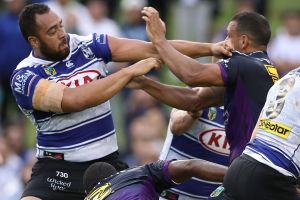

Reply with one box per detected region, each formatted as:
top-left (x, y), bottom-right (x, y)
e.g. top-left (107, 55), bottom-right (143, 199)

top-left (259, 118), bottom-right (291, 139)
top-left (13, 70), bottom-right (36, 95)
top-left (264, 64), bottom-right (279, 83)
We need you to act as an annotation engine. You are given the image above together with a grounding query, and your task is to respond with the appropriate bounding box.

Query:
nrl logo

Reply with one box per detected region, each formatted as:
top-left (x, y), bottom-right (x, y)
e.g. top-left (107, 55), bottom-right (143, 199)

top-left (81, 44), bottom-right (95, 60)
top-left (208, 107), bottom-right (217, 120)
top-left (44, 66), bottom-right (57, 76)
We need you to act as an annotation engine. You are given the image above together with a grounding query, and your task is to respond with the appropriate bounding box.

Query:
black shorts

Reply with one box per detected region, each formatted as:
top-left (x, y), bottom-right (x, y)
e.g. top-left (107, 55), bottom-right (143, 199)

top-left (22, 151), bottom-right (128, 200)
top-left (223, 154), bottom-right (299, 200)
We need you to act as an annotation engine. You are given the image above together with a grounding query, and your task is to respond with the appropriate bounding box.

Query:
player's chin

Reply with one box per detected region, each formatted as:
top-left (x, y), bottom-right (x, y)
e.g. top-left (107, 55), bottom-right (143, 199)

top-left (60, 46), bottom-right (70, 57)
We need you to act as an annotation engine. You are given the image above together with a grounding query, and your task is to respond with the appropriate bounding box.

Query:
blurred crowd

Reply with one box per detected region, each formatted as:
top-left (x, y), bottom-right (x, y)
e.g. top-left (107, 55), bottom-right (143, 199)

top-left (0, 0), bottom-right (300, 199)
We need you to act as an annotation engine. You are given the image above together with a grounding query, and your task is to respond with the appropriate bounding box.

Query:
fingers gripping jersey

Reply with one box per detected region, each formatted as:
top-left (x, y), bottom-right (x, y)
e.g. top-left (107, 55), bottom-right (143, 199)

top-left (160, 107), bottom-right (229, 199)
top-left (244, 68), bottom-right (300, 178)
top-left (10, 33), bottom-right (117, 162)
top-left (218, 51), bottom-right (279, 162)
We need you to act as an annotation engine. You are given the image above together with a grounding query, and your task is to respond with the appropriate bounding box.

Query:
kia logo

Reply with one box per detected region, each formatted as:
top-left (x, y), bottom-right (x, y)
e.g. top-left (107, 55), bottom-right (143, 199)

top-left (199, 129), bottom-right (230, 156)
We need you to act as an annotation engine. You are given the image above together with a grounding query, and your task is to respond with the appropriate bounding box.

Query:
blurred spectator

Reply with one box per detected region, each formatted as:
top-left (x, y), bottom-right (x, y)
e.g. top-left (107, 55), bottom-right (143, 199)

top-left (3, 120), bottom-right (37, 184)
top-left (0, 136), bottom-right (24, 200)
top-left (81, 0), bottom-right (125, 73)
top-left (81, 0), bottom-right (122, 37)
top-left (46, 0), bottom-right (90, 34)
top-left (126, 110), bottom-right (166, 167)
top-left (120, 0), bottom-right (148, 41)
top-left (268, 10), bottom-right (300, 76)
top-left (172, 0), bottom-right (219, 42)
top-left (213, 0), bottom-right (257, 42)
top-left (0, 0), bottom-right (31, 122)
top-left (122, 89), bottom-right (168, 166)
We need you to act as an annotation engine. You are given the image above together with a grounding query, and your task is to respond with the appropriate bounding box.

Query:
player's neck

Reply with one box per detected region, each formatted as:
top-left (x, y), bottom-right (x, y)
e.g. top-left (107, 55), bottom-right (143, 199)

top-left (241, 45), bottom-right (266, 54)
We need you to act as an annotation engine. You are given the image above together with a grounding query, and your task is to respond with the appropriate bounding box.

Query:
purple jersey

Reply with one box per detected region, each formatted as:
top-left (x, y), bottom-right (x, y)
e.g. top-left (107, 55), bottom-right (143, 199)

top-left (218, 51), bottom-right (279, 162)
top-left (85, 160), bottom-right (175, 200)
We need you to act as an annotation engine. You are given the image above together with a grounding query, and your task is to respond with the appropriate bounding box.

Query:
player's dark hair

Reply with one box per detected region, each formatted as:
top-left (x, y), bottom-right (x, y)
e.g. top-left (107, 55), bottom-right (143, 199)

top-left (19, 3), bottom-right (50, 42)
top-left (231, 11), bottom-right (271, 46)
top-left (83, 162), bottom-right (117, 194)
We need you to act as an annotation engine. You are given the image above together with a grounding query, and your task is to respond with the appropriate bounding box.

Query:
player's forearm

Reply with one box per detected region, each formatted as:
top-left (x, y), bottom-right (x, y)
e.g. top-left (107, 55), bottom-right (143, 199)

top-left (62, 68), bottom-right (133, 112)
top-left (140, 77), bottom-right (200, 111)
top-left (154, 39), bottom-right (210, 86)
top-left (170, 109), bottom-right (198, 135)
top-left (170, 40), bottom-right (213, 58)
top-left (168, 159), bottom-right (227, 184)
top-left (190, 159), bottom-right (227, 182)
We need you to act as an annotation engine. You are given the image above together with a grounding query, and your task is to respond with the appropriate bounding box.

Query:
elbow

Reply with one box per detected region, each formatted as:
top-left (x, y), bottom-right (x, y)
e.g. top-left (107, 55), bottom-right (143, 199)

top-left (170, 126), bottom-right (184, 136)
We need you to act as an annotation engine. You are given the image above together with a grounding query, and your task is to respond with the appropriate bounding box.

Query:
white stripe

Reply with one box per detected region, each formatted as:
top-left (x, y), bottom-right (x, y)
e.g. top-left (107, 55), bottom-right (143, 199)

top-left (169, 188), bottom-right (207, 199)
top-left (244, 148), bottom-right (295, 178)
top-left (199, 118), bottom-right (224, 128)
top-left (191, 177), bottom-right (222, 185)
top-left (36, 133), bottom-right (118, 162)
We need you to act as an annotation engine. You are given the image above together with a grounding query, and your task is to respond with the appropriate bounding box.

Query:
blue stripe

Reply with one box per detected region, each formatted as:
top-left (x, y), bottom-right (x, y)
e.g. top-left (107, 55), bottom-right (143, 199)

top-left (171, 135), bottom-right (229, 165)
top-left (38, 131), bottom-right (115, 150)
top-left (37, 113), bottom-right (114, 147)
top-left (249, 139), bottom-right (300, 177)
top-left (170, 178), bottom-right (221, 198)
top-left (38, 111), bottom-right (111, 133)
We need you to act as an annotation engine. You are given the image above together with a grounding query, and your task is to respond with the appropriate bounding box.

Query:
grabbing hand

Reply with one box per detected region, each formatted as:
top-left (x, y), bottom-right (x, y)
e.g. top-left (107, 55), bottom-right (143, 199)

top-left (126, 76), bottom-right (146, 89)
top-left (142, 7), bottom-right (166, 44)
top-left (211, 40), bottom-right (233, 58)
top-left (128, 58), bottom-right (161, 77)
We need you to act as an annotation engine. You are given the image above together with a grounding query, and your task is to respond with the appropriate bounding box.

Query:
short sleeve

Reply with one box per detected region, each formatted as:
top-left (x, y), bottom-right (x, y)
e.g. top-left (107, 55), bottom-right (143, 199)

top-left (144, 160), bottom-right (175, 193)
top-left (218, 55), bottom-right (239, 86)
top-left (89, 33), bottom-right (112, 63)
top-left (10, 68), bottom-right (42, 110)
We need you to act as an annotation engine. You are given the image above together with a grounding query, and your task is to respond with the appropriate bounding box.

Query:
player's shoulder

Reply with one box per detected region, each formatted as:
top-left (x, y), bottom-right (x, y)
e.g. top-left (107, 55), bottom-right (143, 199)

top-left (68, 33), bottom-right (94, 47)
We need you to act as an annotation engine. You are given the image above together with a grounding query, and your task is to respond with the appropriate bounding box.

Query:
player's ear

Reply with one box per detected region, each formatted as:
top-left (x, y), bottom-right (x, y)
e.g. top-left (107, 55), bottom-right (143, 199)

top-left (28, 36), bottom-right (40, 49)
top-left (240, 35), bottom-right (249, 49)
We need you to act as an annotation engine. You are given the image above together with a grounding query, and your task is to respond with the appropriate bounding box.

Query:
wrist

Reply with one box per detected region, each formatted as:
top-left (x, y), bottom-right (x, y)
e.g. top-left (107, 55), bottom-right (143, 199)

top-left (122, 67), bottom-right (135, 79)
top-left (208, 43), bottom-right (214, 56)
top-left (153, 37), bottom-right (167, 47)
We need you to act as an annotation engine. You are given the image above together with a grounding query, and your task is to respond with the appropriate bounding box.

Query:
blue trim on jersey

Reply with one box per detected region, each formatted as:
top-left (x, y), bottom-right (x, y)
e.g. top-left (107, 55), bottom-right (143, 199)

top-left (170, 178), bottom-right (221, 198)
top-left (248, 139), bottom-right (300, 177)
top-left (37, 113), bottom-right (114, 148)
top-left (92, 33), bottom-right (112, 63)
top-left (171, 135), bottom-right (229, 165)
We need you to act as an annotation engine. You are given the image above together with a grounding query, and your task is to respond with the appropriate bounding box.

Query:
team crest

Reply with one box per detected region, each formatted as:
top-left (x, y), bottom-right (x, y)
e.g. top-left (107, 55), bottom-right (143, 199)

top-left (44, 66), bottom-right (57, 76)
top-left (81, 45), bottom-right (95, 59)
top-left (208, 107), bottom-right (217, 120)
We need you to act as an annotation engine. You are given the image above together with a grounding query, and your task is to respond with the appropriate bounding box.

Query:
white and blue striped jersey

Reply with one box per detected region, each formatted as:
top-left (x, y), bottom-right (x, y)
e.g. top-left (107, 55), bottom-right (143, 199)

top-left (160, 107), bottom-right (229, 200)
top-left (244, 67), bottom-right (300, 178)
top-left (10, 33), bottom-right (118, 162)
